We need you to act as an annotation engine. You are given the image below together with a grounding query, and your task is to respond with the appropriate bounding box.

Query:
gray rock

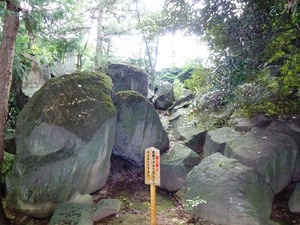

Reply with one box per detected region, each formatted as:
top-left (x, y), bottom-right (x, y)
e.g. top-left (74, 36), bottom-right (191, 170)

top-left (224, 127), bottom-right (298, 193)
top-left (113, 91), bottom-right (169, 166)
top-left (154, 82), bottom-right (175, 110)
top-left (203, 127), bottom-right (242, 158)
top-left (6, 71), bottom-right (117, 218)
top-left (49, 57), bottom-right (66, 77)
top-left (168, 92), bottom-right (194, 114)
top-left (265, 119), bottom-right (300, 181)
top-left (4, 132), bottom-right (16, 154)
top-left (107, 63), bottom-right (149, 97)
top-left (233, 114), bottom-right (271, 132)
top-left (93, 199), bottom-right (122, 222)
top-left (177, 153), bottom-right (275, 225)
top-left (49, 194), bottom-right (93, 225)
top-left (288, 183), bottom-right (300, 213)
top-left (160, 143), bottom-right (201, 192)
top-left (22, 57), bottom-right (51, 97)
top-left (168, 108), bottom-right (206, 153)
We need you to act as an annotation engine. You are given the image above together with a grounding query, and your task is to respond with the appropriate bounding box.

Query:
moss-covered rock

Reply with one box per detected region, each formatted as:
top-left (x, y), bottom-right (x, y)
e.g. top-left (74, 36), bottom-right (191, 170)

top-left (107, 63), bottom-right (149, 97)
top-left (113, 91), bottom-right (169, 166)
top-left (177, 153), bottom-right (275, 225)
top-left (224, 127), bottom-right (297, 194)
top-left (6, 71), bottom-right (117, 218)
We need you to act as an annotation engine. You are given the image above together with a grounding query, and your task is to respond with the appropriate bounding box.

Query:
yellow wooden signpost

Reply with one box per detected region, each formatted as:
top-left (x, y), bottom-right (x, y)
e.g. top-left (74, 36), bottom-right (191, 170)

top-left (145, 147), bottom-right (160, 225)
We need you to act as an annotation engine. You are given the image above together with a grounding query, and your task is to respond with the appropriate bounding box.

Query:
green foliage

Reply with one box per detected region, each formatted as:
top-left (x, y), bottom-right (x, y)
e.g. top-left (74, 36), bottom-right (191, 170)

top-left (184, 196), bottom-right (207, 213)
top-left (159, 0), bottom-right (300, 118)
top-left (155, 65), bottom-right (197, 86)
top-left (184, 65), bottom-right (212, 92)
top-left (173, 79), bottom-right (185, 100)
top-left (6, 94), bottom-right (20, 132)
top-left (1, 152), bottom-right (16, 183)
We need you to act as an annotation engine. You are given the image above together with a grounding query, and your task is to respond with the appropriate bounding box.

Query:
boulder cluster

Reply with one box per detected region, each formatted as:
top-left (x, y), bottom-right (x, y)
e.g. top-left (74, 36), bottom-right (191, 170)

top-left (6, 64), bottom-right (169, 219)
top-left (5, 63), bottom-right (300, 225)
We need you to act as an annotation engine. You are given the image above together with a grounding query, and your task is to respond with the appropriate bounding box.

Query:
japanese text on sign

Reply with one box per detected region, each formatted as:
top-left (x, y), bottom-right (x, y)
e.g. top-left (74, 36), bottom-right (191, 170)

top-left (145, 147), bottom-right (160, 186)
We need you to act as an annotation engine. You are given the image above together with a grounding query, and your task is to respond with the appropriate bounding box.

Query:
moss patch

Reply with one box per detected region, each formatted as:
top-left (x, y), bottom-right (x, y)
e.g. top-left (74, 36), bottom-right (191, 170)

top-left (17, 71), bottom-right (116, 142)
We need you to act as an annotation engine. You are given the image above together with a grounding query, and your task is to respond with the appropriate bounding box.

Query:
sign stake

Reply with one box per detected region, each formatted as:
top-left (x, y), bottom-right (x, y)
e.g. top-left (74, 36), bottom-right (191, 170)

top-left (150, 184), bottom-right (156, 225)
top-left (145, 147), bottom-right (160, 225)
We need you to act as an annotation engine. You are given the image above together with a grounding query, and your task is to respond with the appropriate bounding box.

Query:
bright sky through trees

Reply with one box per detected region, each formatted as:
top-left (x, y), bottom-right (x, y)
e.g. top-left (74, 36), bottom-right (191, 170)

top-left (86, 0), bottom-right (210, 70)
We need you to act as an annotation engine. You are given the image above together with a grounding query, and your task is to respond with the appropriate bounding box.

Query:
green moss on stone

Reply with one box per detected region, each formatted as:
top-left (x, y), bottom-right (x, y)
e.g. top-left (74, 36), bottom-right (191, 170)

top-left (17, 71), bottom-right (116, 142)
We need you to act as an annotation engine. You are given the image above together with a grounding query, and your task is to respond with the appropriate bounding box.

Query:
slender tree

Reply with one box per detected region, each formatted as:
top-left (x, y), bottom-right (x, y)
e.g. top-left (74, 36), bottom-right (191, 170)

top-left (0, 0), bottom-right (20, 224)
top-left (135, 0), bottom-right (161, 90)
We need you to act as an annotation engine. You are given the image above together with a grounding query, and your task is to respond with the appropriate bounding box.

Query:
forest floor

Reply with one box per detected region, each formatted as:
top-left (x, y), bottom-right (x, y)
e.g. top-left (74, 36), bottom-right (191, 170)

top-left (8, 155), bottom-right (300, 225)
top-left (93, 156), bottom-right (212, 225)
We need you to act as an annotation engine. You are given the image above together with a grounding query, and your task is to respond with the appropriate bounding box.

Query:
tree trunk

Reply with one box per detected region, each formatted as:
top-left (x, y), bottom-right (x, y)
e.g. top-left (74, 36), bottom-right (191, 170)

top-left (95, 3), bottom-right (104, 70)
top-left (135, 0), bottom-right (159, 91)
top-left (0, 0), bottom-right (20, 224)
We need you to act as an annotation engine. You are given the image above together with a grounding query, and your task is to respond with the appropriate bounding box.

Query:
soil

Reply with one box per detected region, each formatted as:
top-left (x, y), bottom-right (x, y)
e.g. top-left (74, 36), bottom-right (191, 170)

top-left (271, 183), bottom-right (300, 225)
top-left (93, 155), bottom-right (213, 225)
top-left (7, 155), bottom-right (300, 225)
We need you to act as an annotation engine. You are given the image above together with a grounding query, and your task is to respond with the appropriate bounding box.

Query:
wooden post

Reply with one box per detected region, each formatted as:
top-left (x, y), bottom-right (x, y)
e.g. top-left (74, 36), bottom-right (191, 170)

top-left (150, 184), bottom-right (156, 225)
top-left (145, 147), bottom-right (160, 225)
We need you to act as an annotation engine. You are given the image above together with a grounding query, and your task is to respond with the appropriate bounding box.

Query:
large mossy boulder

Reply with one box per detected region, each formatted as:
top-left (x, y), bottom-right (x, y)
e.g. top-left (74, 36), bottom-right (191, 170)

top-left (224, 127), bottom-right (297, 194)
top-left (6, 71), bottom-right (117, 218)
top-left (177, 153), bottom-right (275, 225)
top-left (113, 91), bottom-right (169, 166)
top-left (107, 63), bottom-right (149, 97)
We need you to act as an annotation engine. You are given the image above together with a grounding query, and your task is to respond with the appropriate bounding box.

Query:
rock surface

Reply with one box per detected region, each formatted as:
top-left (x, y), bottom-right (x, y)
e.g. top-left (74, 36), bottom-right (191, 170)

top-left (6, 71), bottom-right (117, 218)
top-left (177, 153), bottom-right (275, 225)
top-left (49, 194), bottom-right (93, 225)
top-left (265, 118), bottom-right (300, 181)
top-left (93, 199), bottom-right (122, 222)
top-left (167, 92), bottom-right (194, 114)
top-left (154, 82), bottom-right (175, 110)
top-left (167, 108), bottom-right (206, 153)
top-left (203, 127), bottom-right (242, 158)
top-left (233, 114), bottom-right (271, 132)
top-left (288, 183), bottom-right (300, 213)
top-left (113, 91), bottom-right (169, 166)
top-left (107, 63), bottom-right (149, 97)
top-left (160, 143), bottom-right (201, 192)
top-left (22, 57), bottom-right (51, 97)
top-left (224, 127), bottom-right (298, 194)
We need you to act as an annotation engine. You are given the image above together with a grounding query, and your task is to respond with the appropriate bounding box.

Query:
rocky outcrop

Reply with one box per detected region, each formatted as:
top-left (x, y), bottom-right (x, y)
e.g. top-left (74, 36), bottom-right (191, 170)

top-left (6, 71), bottom-right (117, 218)
top-left (113, 91), bottom-right (169, 166)
top-left (288, 183), bottom-right (300, 213)
top-left (154, 82), bottom-right (175, 110)
top-left (107, 63), bottom-right (149, 97)
top-left (160, 143), bottom-right (201, 192)
top-left (22, 56), bottom-right (51, 97)
top-left (177, 153), bottom-right (275, 225)
top-left (166, 108), bottom-right (206, 153)
top-left (203, 127), bottom-right (242, 158)
top-left (265, 118), bottom-right (300, 181)
top-left (224, 127), bottom-right (297, 194)
top-left (233, 114), bottom-right (271, 132)
top-left (167, 92), bottom-right (194, 114)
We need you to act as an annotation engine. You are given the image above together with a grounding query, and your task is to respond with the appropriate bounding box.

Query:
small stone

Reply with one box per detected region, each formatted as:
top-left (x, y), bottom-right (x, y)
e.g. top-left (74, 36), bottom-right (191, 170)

top-left (93, 199), bottom-right (122, 222)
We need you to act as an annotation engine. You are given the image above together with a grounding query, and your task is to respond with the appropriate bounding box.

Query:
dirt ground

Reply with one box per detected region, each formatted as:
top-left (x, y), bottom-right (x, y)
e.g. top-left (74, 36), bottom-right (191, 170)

top-left (93, 156), bottom-right (213, 225)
